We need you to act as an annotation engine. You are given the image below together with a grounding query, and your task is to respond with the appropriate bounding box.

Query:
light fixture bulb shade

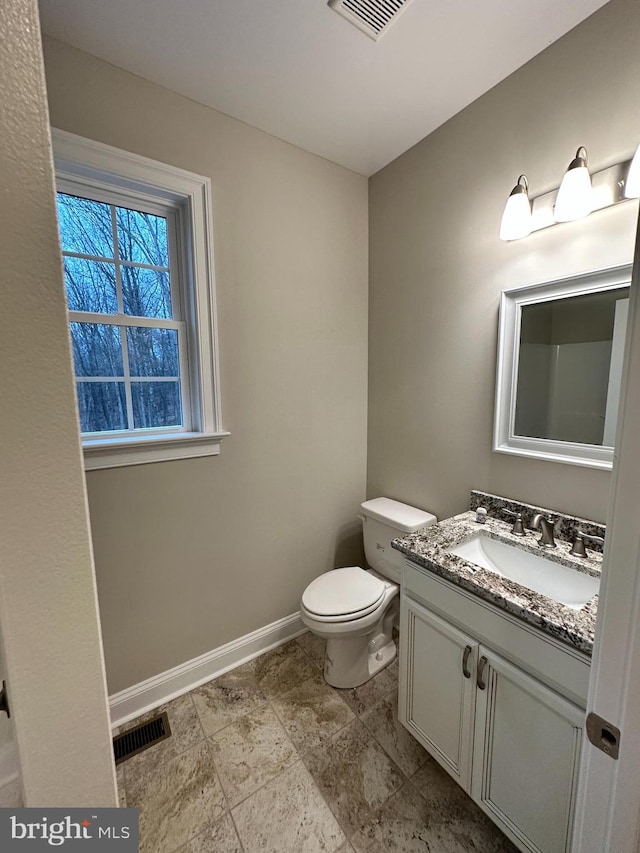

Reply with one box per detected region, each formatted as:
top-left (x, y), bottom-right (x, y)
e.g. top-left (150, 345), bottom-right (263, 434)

top-left (499, 176), bottom-right (531, 241)
top-left (625, 143), bottom-right (640, 199)
top-left (500, 191), bottom-right (532, 240)
top-left (554, 149), bottom-right (593, 222)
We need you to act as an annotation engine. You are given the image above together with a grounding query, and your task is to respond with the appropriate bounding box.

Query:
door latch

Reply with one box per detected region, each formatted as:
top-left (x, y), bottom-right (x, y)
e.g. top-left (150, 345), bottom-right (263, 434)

top-left (586, 711), bottom-right (620, 759)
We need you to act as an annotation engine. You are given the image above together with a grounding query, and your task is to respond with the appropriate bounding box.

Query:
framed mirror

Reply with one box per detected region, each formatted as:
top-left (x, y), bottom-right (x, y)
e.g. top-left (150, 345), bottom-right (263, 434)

top-left (494, 264), bottom-right (632, 469)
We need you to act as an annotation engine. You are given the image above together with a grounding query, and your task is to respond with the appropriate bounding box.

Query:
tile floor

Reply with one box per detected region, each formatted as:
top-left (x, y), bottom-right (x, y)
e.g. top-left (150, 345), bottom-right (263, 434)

top-left (115, 635), bottom-right (517, 853)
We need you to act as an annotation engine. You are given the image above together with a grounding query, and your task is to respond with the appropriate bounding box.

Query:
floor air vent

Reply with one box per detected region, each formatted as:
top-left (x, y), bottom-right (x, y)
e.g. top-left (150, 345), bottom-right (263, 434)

top-left (113, 712), bottom-right (171, 765)
top-left (328, 0), bottom-right (415, 41)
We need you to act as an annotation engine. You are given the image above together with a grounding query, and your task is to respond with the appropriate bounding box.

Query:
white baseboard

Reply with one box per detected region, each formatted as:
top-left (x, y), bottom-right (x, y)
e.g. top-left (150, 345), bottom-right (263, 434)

top-left (109, 612), bottom-right (306, 728)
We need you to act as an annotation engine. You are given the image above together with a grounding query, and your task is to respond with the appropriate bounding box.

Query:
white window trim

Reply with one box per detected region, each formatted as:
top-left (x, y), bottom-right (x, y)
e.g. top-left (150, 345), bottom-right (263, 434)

top-left (52, 129), bottom-right (229, 470)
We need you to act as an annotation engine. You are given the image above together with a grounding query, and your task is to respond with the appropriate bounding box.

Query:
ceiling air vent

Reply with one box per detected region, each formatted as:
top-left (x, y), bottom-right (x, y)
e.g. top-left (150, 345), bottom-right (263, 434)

top-left (328, 0), bottom-right (416, 41)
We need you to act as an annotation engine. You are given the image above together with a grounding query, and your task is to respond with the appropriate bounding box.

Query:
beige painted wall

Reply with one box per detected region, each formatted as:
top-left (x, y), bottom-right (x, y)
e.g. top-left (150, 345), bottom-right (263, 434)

top-left (368, 0), bottom-right (640, 525)
top-left (42, 38), bottom-right (369, 694)
top-left (0, 0), bottom-right (116, 804)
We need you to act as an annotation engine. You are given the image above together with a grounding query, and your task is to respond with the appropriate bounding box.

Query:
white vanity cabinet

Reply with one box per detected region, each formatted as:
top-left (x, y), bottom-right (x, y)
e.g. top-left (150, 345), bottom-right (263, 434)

top-left (472, 649), bottom-right (583, 853)
top-left (399, 561), bottom-right (589, 853)
top-left (400, 598), bottom-right (478, 790)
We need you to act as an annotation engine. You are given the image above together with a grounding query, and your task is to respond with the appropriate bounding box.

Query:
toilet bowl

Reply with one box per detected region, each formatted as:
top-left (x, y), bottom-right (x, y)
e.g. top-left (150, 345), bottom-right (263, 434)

top-left (300, 498), bottom-right (436, 689)
top-left (301, 566), bottom-right (399, 688)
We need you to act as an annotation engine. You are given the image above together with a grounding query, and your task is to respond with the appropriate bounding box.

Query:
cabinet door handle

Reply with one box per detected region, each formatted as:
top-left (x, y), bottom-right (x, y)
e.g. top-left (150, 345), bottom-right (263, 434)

top-left (477, 655), bottom-right (488, 690)
top-left (462, 645), bottom-right (472, 679)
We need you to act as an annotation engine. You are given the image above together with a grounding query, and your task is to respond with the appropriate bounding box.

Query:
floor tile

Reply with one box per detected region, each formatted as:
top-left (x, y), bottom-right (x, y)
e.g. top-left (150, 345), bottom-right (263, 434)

top-left (334, 666), bottom-right (398, 716)
top-left (410, 757), bottom-right (472, 817)
top-left (232, 760), bottom-right (345, 853)
top-left (126, 741), bottom-right (226, 853)
top-left (349, 780), bottom-right (443, 853)
top-left (351, 778), bottom-right (517, 853)
top-left (411, 759), bottom-right (518, 852)
top-left (360, 694), bottom-right (428, 777)
top-left (186, 813), bottom-right (243, 853)
top-left (254, 640), bottom-right (323, 698)
top-left (269, 675), bottom-right (354, 754)
top-left (304, 719), bottom-right (405, 838)
top-left (117, 693), bottom-right (204, 776)
top-left (127, 640), bottom-right (520, 853)
top-left (209, 704), bottom-right (298, 806)
top-left (296, 632), bottom-right (326, 670)
top-left (191, 660), bottom-right (268, 736)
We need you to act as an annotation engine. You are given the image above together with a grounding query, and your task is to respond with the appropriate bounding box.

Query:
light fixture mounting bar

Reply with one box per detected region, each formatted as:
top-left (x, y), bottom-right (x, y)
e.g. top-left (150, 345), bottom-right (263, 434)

top-left (529, 159), bottom-right (632, 234)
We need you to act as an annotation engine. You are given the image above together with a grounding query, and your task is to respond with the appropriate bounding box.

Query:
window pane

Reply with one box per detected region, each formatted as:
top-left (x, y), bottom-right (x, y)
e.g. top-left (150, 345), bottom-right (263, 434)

top-left (116, 206), bottom-right (169, 267)
top-left (132, 382), bottom-right (182, 429)
top-left (56, 193), bottom-right (114, 259)
top-left (121, 265), bottom-right (172, 318)
top-left (70, 322), bottom-right (123, 377)
top-left (76, 382), bottom-right (127, 433)
top-left (127, 327), bottom-right (179, 377)
top-left (64, 257), bottom-right (117, 313)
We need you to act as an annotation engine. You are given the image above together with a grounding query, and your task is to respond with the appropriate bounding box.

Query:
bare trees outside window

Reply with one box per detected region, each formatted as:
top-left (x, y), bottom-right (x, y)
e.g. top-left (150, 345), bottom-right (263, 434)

top-left (57, 192), bottom-right (185, 434)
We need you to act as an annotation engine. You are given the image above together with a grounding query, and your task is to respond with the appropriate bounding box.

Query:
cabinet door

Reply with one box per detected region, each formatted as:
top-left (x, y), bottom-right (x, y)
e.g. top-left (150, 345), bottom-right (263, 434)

top-left (399, 595), bottom-right (478, 791)
top-left (472, 649), bottom-right (583, 853)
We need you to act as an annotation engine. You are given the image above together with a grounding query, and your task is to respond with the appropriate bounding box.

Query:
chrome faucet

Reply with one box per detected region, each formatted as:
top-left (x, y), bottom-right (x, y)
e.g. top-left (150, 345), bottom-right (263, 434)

top-left (531, 514), bottom-right (557, 549)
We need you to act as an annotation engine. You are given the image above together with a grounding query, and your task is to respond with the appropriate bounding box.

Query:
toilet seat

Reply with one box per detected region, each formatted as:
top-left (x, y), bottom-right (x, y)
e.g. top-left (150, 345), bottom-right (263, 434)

top-left (301, 566), bottom-right (385, 622)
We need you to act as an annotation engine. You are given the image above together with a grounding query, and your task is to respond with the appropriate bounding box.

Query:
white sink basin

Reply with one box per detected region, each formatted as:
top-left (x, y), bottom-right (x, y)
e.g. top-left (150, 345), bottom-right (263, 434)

top-left (447, 535), bottom-right (599, 610)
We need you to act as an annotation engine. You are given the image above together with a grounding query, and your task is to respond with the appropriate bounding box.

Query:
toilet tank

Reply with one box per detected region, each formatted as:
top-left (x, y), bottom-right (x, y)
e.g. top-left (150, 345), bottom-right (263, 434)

top-left (360, 497), bottom-right (437, 583)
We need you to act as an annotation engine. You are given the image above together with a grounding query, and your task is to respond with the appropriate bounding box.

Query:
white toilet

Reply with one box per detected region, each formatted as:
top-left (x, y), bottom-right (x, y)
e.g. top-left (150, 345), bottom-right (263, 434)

top-left (300, 497), bottom-right (436, 688)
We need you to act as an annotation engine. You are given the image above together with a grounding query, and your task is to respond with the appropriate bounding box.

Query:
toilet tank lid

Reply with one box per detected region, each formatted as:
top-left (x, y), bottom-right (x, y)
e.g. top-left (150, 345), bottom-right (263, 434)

top-left (360, 497), bottom-right (437, 533)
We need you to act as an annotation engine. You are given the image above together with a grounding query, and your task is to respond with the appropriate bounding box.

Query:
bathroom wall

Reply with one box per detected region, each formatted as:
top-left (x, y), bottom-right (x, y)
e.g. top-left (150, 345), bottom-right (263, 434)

top-left (0, 0), bottom-right (116, 804)
top-left (42, 38), bottom-right (369, 694)
top-left (368, 0), bottom-right (640, 525)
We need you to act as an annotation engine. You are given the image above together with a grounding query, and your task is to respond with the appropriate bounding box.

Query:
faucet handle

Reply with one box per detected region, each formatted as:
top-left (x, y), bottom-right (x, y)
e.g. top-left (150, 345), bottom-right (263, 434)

top-left (501, 508), bottom-right (526, 537)
top-left (570, 529), bottom-right (605, 558)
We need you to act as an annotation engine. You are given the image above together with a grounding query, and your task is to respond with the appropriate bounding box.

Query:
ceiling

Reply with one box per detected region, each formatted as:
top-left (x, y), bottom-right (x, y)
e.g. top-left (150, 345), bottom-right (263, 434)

top-left (38, 0), bottom-right (609, 176)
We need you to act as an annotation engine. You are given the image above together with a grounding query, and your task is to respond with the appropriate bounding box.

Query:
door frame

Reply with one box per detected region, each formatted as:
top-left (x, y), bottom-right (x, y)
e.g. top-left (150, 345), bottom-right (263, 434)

top-left (573, 207), bottom-right (640, 852)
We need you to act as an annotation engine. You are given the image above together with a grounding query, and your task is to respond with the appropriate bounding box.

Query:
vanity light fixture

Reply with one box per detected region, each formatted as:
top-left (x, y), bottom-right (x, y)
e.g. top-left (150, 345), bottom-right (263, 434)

top-left (500, 143), bottom-right (640, 240)
top-left (499, 175), bottom-right (532, 241)
top-left (624, 143), bottom-right (640, 198)
top-left (554, 146), bottom-right (593, 222)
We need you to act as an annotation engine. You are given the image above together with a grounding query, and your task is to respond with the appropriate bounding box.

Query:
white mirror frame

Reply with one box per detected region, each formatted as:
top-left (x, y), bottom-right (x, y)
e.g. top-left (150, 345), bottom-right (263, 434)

top-left (493, 263), bottom-right (633, 470)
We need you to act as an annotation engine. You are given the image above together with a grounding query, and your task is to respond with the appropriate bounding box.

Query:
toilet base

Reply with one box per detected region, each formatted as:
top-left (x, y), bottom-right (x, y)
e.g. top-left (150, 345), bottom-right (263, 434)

top-left (301, 575), bottom-right (399, 689)
top-left (324, 632), bottom-right (397, 689)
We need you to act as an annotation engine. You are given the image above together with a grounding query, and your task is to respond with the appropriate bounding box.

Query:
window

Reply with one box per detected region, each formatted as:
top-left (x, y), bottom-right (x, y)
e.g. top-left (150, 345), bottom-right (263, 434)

top-left (53, 130), bottom-right (227, 469)
top-left (58, 193), bottom-right (185, 434)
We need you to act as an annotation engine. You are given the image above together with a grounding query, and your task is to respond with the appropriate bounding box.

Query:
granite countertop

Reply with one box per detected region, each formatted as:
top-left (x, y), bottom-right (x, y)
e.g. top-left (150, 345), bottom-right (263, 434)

top-left (392, 511), bottom-right (601, 655)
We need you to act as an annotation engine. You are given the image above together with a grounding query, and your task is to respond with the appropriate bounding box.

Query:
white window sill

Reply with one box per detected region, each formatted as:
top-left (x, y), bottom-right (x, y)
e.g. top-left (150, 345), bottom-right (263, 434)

top-left (83, 431), bottom-right (230, 471)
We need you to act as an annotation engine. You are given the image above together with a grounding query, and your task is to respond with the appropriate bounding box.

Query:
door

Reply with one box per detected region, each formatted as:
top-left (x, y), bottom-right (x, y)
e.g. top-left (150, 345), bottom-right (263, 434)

top-left (0, 2), bottom-right (117, 805)
top-left (572, 214), bottom-right (640, 851)
top-left (399, 596), bottom-right (477, 791)
top-left (473, 649), bottom-right (584, 853)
